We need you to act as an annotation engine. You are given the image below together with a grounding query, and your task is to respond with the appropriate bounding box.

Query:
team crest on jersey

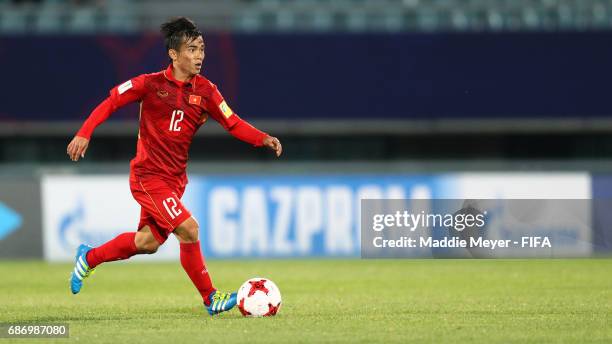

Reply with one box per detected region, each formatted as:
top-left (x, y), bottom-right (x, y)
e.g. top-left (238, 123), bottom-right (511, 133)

top-left (189, 94), bottom-right (201, 105)
top-left (219, 100), bottom-right (233, 118)
top-left (157, 90), bottom-right (169, 98)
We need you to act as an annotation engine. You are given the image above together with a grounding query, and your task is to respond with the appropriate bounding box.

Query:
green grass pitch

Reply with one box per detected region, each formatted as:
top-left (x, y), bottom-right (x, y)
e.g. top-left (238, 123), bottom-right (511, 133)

top-left (0, 259), bottom-right (610, 343)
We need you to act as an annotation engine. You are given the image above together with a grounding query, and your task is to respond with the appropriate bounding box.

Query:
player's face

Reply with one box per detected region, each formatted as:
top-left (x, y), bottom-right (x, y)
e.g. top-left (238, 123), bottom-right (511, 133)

top-left (176, 36), bottom-right (205, 76)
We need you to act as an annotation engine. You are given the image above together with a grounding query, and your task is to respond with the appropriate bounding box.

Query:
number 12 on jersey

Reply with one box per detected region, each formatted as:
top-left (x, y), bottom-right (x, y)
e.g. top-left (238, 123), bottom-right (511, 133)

top-left (163, 197), bottom-right (182, 219)
top-left (169, 110), bottom-right (184, 132)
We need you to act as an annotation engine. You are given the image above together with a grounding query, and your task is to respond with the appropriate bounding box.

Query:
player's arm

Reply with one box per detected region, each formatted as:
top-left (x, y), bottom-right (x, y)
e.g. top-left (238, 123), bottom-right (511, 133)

top-left (228, 120), bottom-right (282, 157)
top-left (67, 76), bottom-right (147, 162)
top-left (206, 86), bottom-right (282, 157)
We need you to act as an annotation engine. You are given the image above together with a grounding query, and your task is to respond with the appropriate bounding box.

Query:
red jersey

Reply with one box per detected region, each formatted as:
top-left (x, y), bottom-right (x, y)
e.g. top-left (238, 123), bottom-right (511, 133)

top-left (77, 65), bottom-right (267, 184)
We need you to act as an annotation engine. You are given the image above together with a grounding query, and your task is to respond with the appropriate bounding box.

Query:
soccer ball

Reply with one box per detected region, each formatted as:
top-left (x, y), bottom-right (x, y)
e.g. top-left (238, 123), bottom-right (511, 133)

top-left (237, 277), bottom-right (282, 317)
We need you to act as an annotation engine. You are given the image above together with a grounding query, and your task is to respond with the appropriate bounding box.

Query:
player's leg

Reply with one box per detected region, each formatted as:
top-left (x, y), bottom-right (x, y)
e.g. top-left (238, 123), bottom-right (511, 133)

top-left (70, 209), bottom-right (165, 294)
top-left (174, 217), bottom-right (215, 302)
top-left (132, 176), bottom-right (210, 299)
top-left (131, 176), bottom-right (236, 314)
top-left (85, 209), bottom-right (165, 269)
top-left (85, 225), bottom-right (161, 267)
top-left (174, 217), bottom-right (237, 315)
top-left (71, 178), bottom-right (174, 294)
top-left (70, 229), bottom-right (140, 295)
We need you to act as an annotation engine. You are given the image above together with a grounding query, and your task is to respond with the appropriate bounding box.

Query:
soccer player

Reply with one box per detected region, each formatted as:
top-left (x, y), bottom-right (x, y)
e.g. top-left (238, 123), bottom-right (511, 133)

top-left (66, 17), bottom-right (282, 315)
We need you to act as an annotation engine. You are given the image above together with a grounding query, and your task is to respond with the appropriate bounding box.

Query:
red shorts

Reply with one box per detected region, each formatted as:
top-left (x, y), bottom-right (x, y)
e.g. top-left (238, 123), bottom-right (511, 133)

top-left (130, 175), bottom-right (192, 244)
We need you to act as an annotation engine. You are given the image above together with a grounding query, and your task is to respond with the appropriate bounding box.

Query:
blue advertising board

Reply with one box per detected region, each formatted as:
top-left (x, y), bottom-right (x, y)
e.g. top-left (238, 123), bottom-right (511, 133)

top-left (183, 174), bottom-right (451, 257)
top-left (42, 172), bottom-right (594, 260)
top-left (182, 173), bottom-right (591, 258)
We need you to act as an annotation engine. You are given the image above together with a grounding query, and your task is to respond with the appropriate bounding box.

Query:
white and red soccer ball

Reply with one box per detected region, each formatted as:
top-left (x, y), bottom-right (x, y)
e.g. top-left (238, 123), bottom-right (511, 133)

top-left (237, 277), bottom-right (282, 317)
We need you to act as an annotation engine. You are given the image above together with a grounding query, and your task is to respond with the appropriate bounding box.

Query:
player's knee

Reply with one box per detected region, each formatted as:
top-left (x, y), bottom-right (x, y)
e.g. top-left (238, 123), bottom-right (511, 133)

top-left (182, 223), bottom-right (199, 242)
top-left (176, 218), bottom-right (199, 243)
top-left (135, 231), bottom-right (160, 254)
top-left (141, 241), bottom-right (159, 254)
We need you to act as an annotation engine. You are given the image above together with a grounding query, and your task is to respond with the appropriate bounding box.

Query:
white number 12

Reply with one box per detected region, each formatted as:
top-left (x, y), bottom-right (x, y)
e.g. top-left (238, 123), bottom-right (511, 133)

top-left (169, 110), bottom-right (184, 132)
top-left (163, 197), bottom-right (182, 219)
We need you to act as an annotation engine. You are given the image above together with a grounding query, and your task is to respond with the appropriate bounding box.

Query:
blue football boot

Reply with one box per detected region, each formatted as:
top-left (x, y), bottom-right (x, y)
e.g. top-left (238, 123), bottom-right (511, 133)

top-left (70, 244), bottom-right (95, 294)
top-left (207, 290), bottom-right (237, 315)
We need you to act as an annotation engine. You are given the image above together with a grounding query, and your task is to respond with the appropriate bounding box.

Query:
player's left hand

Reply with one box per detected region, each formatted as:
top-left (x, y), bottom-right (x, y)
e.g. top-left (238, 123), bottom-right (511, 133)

top-left (263, 135), bottom-right (282, 157)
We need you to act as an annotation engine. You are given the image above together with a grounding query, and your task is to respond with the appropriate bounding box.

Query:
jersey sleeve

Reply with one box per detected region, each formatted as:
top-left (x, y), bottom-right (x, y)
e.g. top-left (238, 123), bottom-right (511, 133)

top-left (227, 118), bottom-right (268, 147)
top-left (204, 84), bottom-right (241, 130)
top-left (76, 74), bottom-right (147, 139)
top-left (204, 84), bottom-right (268, 147)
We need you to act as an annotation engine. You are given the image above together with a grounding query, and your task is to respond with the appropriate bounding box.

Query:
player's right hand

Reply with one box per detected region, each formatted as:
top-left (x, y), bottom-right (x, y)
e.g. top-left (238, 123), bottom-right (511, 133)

top-left (67, 136), bottom-right (90, 162)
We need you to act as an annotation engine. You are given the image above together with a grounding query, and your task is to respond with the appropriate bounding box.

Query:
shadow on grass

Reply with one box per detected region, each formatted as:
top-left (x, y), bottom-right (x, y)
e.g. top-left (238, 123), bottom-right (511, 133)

top-left (15, 307), bottom-right (255, 323)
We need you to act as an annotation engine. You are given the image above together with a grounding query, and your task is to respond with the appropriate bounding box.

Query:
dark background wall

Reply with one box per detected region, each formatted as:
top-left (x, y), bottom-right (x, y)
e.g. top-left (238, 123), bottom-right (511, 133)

top-left (1, 32), bottom-right (611, 122)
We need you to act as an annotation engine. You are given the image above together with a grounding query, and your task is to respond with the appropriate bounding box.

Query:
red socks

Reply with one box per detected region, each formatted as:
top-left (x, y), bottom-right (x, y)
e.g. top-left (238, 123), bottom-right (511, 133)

top-left (180, 241), bottom-right (215, 306)
top-left (86, 232), bottom-right (138, 269)
top-left (84, 235), bottom-right (214, 305)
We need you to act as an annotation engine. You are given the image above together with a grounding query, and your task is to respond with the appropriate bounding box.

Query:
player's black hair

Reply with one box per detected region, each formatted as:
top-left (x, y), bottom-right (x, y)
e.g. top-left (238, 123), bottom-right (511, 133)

top-left (160, 17), bottom-right (202, 53)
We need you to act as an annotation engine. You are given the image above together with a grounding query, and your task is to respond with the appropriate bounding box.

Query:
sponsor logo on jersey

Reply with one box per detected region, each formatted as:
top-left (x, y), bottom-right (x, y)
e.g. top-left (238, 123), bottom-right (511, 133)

top-left (157, 90), bottom-right (169, 98)
top-left (118, 80), bottom-right (133, 95)
top-left (219, 100), bottom-right (233, 118)
top-left (189, 94), bottom-right (201, 105)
